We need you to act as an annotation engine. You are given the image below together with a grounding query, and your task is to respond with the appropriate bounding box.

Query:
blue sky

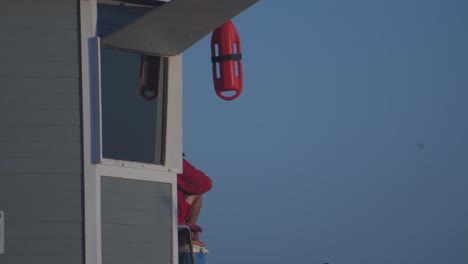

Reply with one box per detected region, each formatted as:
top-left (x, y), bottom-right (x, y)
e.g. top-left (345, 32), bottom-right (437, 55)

top-left (182, 1), bottom-right (468, 263)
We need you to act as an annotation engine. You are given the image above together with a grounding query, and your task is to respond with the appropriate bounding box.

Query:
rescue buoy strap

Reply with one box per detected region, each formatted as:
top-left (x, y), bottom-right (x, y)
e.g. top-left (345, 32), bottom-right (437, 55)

top-left (211, 53), bottom-right (242, 63)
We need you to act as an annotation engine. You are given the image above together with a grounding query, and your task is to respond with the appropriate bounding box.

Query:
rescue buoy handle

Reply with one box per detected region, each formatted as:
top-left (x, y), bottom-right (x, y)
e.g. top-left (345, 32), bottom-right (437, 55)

top-left (141, 90), bottom-right (157, 100)
top-left (211, 53), bottom-right (242, 63)
top-left (216, 89), bottom-right (240, 101)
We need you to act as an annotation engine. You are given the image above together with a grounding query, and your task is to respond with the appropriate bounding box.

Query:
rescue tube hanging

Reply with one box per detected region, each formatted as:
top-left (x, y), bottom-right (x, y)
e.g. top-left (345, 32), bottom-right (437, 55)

top-left (211, 20), bottom-right (243, 101)
top-left (139, 55), bottom-right (160, 100)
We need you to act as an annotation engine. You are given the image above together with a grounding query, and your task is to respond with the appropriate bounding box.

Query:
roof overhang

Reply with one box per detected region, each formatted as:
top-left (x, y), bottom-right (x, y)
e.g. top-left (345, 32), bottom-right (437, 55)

top-left (100, 0), bottom-right (259, 56)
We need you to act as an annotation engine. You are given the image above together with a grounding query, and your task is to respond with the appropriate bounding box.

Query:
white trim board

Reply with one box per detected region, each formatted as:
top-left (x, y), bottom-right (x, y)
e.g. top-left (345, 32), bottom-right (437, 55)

top-left (0, 211), bottom-right (4, 254)
top-left (96, 164), bottom-right (176, 183)
top-left (81, 1), bottom-right (182, 264)
top-left (80, 1), bottom-right (102, 264)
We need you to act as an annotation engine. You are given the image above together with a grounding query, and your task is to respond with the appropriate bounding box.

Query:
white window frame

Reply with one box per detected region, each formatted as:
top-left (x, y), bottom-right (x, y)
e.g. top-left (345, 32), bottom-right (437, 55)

top-left (80, 1), bottom-right (182, 264)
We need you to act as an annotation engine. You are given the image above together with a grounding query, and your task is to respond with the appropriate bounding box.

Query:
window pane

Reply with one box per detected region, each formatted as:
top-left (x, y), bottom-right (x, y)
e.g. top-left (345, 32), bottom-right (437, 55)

top-left (100, 47), bottom-right (165, 164)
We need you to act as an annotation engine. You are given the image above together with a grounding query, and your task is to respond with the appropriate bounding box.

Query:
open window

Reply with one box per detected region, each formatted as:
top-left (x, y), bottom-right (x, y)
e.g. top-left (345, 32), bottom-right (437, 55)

top-left (99, 48), bottom-right (166, 164)
top-left (96, 1), bottom-right (170, 166)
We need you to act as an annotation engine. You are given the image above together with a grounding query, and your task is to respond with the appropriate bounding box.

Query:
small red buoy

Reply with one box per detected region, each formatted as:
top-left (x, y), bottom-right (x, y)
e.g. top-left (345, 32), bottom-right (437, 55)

top-left (211, 20), bottom-right (243, 101)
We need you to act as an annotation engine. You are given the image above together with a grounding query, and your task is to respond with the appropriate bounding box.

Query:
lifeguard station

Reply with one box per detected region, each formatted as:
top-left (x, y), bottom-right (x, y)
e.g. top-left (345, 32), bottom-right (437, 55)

top-left (0, 0), bottom-right (258, 263)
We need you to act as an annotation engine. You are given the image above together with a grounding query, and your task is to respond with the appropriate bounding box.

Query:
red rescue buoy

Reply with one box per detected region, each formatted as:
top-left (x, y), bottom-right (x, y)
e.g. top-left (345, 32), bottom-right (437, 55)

top-left (211, 20), bottom-right (243, 101)
top-left (139, 55), bottom-right (160, 100)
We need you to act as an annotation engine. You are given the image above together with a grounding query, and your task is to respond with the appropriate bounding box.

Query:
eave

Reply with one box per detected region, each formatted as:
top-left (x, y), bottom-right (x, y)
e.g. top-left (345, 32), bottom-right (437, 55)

top-left (100, 0), bottom-right (259, 56)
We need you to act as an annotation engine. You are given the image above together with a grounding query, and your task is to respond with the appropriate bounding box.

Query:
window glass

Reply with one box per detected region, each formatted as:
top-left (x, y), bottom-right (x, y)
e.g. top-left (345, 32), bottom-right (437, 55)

top-left (100, 48), bottom-right (165, 164)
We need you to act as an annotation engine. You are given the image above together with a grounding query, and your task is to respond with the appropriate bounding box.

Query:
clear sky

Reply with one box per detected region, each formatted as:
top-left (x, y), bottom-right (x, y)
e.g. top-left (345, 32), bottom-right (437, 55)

top-left (182, 1), bottom-right (468, 263)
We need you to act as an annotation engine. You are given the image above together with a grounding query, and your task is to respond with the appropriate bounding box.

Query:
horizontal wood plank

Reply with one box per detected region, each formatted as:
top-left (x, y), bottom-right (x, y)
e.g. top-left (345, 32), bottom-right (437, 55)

top-left (0, 76), bottom-right (79, 94)
top-left (0, 173), bottom-right (81, 189)
top-left (7, 222), bottom-right (83, 237)
top-left (0, 125), bottom-right (81, 142)
top-left (0, 13), bottom-right (77, 30)
top-left (5, 238), bottom-right (83, 255)
top-left (102, 223), bottom-right (171, 244)
top-left (0, 141), bottom-right (81, 159)
top-left (0, 44), bottom-right (79, 62)
top-left (0, 93), bottom-right (80, 110)
top-left (0, 28), bottom-right (78, 45)
top-left (0, 0), bottom-right (77, 13)
top-left (0, 189), bottom-right (82, 206)
top-left (0, 157), bottom-right (82, 174)
top-left (0, 60), bottom-right (79, 78)
top-left (0, 109), bottom-right (80, 126)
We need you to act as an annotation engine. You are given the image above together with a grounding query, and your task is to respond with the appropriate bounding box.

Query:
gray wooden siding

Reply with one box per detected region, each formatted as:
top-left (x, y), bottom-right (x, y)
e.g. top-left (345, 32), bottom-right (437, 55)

top-left (0, 0), bottom-right (83, 264)
top-left (101, 176), bottom-right (172, 264)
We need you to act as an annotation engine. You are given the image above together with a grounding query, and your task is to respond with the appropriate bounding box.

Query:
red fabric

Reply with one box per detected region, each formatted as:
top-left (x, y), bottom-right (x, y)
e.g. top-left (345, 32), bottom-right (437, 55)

top-left (177, 159), bottom-right (212, 195)
top-left (177, 190), bottom-right (191, 225)
top-left (177, 159), bottom-right (212, 224)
